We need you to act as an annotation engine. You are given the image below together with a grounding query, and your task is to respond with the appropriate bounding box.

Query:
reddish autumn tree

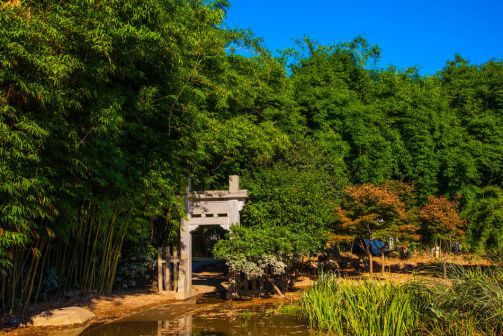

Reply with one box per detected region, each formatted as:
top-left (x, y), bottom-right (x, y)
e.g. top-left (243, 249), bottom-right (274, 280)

top-left (337, 183), bottom-right (418, 276)
top-left (420, 195), bottom-right (466, 253)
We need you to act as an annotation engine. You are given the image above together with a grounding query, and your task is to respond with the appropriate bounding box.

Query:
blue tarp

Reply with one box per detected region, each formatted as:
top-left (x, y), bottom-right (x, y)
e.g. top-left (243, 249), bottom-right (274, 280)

top-left (352, 239), bottom-right (387, 256)
top-left (366, 239), bottom-right (387, 255)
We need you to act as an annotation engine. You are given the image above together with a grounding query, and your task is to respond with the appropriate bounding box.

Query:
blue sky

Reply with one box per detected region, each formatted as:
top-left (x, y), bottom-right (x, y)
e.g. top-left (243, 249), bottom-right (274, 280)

top-left (225, 0), bottom-right (503, 74)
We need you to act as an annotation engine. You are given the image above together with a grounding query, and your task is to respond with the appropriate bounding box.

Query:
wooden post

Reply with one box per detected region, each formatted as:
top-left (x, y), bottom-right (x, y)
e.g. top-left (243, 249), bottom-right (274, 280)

top-left (382, 253), bottom-right (385, 277)
top-left (369, 253), bottom-right (374, 277)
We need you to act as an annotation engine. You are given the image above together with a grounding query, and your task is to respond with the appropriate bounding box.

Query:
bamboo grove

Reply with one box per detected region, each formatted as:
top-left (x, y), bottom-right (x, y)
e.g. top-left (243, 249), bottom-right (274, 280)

top-left (1, 0), bottom-right (502, 314)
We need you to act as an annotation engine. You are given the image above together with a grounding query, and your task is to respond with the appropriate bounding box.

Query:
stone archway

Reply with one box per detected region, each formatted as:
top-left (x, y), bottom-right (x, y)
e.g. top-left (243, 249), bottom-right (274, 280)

top-left (158, 175), bottom-right (248, 300)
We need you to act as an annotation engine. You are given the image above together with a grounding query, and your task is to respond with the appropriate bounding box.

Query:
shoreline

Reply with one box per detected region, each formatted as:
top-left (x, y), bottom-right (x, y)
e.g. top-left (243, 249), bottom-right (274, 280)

top-left (1, 289), bottom-right (176, 336)
top-left (1, 253), bottom-right (492, 336)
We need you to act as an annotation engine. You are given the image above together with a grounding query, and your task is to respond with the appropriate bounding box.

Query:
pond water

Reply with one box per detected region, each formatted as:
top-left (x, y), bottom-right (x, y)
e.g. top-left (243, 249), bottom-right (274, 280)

top-left (80, 295), bottom-right (313, 336)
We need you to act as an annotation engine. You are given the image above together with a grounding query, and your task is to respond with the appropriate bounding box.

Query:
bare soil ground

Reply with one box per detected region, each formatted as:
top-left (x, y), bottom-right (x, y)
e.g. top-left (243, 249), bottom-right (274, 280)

top-left (336, 251), bottom-right (493, 278)
top-left (1, 253), bottom-right (493, 336)
top-left (1, 290), bottom-right (176, 336)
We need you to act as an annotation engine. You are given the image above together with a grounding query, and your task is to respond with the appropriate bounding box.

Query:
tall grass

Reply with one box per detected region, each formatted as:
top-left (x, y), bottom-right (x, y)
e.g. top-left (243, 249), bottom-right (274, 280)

top-left (301, 274), bottom-right (422, 335)
top-left (410, 263), bottom-right (503, 335)
top-left (300, 264), bottom-right (503, 336)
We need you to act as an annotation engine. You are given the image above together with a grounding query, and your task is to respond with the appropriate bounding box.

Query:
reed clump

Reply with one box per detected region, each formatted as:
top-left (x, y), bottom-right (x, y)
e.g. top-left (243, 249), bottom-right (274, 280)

top-left (411, 262), bottom-right (503, 335)
top-left (301, 274), bottom-right (421, 335)
top-left (300, 264), bottom-right (503, 336)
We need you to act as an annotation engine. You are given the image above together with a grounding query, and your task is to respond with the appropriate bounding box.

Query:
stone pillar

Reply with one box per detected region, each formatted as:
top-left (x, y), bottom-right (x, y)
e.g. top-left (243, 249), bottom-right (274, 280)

top-left (228, 199), bottom-right (240, 225)
top-left (176, 218), bottom-right (193, 299)
top-left (229, 175), bottom-right (239, 193)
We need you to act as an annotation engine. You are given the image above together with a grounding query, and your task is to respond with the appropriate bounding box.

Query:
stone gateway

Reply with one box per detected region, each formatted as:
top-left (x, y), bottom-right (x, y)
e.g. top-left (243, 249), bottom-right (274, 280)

top-left (158, 175), bottom-right (248, 299)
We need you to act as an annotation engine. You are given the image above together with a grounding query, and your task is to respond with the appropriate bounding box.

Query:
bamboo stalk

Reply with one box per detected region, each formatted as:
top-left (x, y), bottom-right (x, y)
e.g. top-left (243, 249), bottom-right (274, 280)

top-left (34, 241), bottom-right (49, 304)
top-left (22, 242), bottom-right (43, 315)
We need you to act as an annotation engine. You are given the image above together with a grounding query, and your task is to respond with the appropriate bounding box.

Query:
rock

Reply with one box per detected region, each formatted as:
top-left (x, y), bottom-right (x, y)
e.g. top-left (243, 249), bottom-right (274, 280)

top-left (30, 306), bottom-right (95, 327)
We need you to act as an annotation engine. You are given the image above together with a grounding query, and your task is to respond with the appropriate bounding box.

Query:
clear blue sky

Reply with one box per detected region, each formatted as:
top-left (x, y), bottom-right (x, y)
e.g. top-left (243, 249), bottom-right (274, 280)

top-left (225, 0), bottom-right (503, 74)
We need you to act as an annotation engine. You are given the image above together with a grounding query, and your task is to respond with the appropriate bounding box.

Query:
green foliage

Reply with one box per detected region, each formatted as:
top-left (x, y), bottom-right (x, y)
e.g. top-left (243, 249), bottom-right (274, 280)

top-left (464, 187), bottom-right (503, 255)
top-left (0, 0), bottom-right (502, 314)
top-left (0, 0), bottom-right (233, 313)
top-left (242, 164), bottom-right (336, 235)
top-left (0, 100), bottom-right (53, 269)
top-left (214, 152), bottom-right (342, 281)
top-left (213, 225), bottom-right (308, 278)
top-left (180, 115), bottom-right (290, 188)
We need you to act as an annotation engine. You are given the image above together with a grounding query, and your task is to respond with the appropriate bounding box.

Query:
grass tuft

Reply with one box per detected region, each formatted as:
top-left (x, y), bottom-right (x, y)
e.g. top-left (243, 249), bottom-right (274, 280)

top-left (301, 274), bottom-right (421, 335)
top-left (300, 264), bottom-right (503, 336)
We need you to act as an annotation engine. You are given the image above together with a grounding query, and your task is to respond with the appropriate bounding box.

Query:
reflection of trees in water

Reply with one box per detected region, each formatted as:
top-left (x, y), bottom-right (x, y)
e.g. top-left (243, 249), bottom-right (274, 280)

top-left (85, 308), bottom-right (309, 336)
top-left (159, 309), bottom-right (309, 336)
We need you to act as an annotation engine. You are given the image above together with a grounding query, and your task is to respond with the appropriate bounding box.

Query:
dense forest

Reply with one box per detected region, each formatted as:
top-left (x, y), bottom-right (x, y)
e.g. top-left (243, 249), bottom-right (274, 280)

top-left (1, 0), bottom-right (502, 314)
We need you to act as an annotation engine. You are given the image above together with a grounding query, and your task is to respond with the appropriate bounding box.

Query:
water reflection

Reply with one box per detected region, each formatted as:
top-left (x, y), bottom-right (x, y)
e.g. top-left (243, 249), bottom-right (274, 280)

top-left (81, 297), bottom-right (312, 336)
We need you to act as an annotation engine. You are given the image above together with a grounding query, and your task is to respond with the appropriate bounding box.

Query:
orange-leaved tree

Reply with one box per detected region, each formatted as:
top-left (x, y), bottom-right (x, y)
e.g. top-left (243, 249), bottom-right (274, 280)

top-left (420, 195), bottom-right (466, 255)
top-left (337, 183), bottom-right (418, 276)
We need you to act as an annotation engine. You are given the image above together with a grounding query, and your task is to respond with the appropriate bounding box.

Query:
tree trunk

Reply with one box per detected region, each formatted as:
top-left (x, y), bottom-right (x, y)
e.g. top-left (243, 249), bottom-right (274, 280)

top-left (267, 276), bottom-right (285, 297)
top-left (381, 252), bottom-right (385, 277)
top-left (365, 238), bottom-right (374, 277)
top-left (368, 252), bottom-right (373, 277)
